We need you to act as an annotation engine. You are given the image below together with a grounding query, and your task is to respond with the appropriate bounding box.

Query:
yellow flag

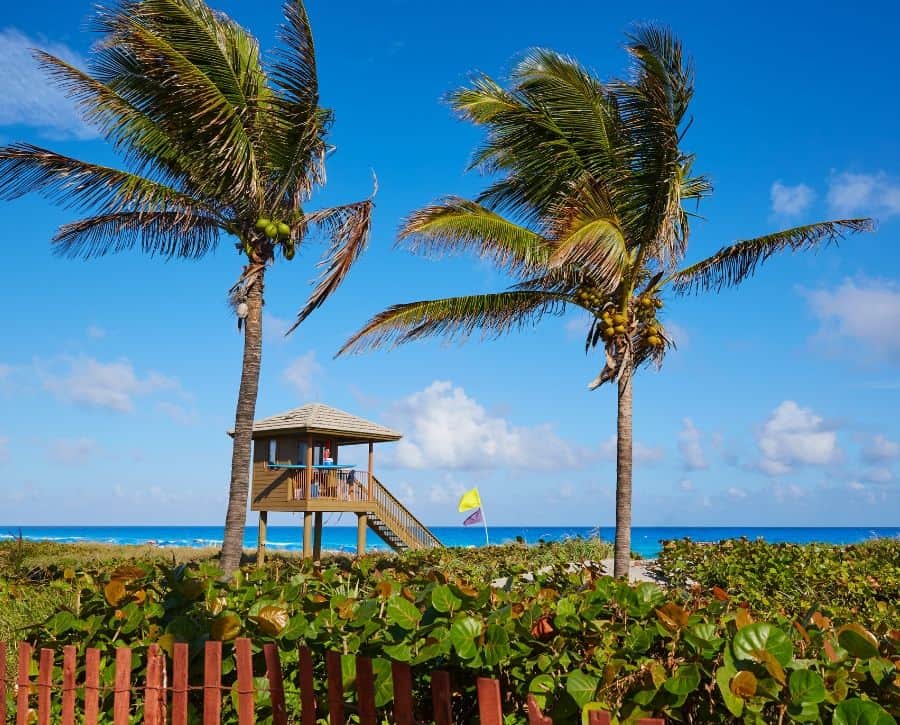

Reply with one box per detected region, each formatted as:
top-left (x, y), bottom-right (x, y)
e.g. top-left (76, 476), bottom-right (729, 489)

top-left (458, 488), bottom-right (481, 512)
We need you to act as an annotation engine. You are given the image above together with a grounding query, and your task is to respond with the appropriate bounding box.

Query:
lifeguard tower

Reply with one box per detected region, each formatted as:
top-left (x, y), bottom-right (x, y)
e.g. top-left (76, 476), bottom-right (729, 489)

top-left (246, 403), bottom-right (441, 562)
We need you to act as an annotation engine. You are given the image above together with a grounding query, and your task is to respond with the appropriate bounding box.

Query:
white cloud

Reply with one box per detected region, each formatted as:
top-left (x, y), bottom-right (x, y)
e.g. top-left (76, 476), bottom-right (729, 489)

top-left (389, 381), bottom-right (583, 471)
top-left (49, 437), bottom-right (97, 465)
top-left (847, 481), bottom-right (865, 491)
top-left (862, 434), bottom-right (900, 463)
top-left (757, 400), bottom-right (839, 476)
top-left (827, 171), bottom-right (900, 218)
top-left (804, 278), bottom-right (900, 361)
top-left (678, 418), bottom-right (707, 470)
top-left (282, 352), bottom-right (322, 399)
top-left (727, 487), bottom-right (747, 499)
top-left (678, 478), bottom-right (694, 491)
top-left (0, 28), bottom-right (97, 140)
top-left (40, 356), bottom-right (179, 413)
top-left (771, 181), bottom-right (815, 216)
top-left (156, 402), bottom-right (198, 426)
top-left (862, 466), bottom-right (893, 484)
top-left (264, 314), bottom-right (292, 343)
top-left (87, 325), bottom-right (106, 339)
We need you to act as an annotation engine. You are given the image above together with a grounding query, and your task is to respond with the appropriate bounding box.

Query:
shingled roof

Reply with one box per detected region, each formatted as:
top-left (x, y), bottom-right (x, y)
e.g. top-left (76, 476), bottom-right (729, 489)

top-left (243, 403), bottom-right (402, 443)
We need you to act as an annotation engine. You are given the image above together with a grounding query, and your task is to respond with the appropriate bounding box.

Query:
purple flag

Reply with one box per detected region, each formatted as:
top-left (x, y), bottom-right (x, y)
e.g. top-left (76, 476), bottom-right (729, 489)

top-left (463, 508), bottom-right (483, 526)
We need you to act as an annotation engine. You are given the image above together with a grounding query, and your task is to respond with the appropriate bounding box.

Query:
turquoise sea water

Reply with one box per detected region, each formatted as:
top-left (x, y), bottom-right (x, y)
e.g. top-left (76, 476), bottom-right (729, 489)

top-left (2, 525), bottom-right (897, 558)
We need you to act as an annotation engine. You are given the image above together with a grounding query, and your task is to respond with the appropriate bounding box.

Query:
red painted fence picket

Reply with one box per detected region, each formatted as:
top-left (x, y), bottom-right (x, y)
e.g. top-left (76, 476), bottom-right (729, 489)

top-left (0, 637), bottom-right (669, 723)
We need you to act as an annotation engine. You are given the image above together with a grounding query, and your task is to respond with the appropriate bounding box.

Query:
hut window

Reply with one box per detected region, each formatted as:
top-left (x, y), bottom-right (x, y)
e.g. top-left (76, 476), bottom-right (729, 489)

top-left (268, 439), bottom-right (277, 465)
top-left (298, 441), bottom-right (308, 465)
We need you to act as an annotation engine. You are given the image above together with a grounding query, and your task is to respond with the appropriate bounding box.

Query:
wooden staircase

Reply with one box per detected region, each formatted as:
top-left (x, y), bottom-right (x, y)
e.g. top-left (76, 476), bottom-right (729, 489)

top-left (366, 476), bottom-right (442, 552)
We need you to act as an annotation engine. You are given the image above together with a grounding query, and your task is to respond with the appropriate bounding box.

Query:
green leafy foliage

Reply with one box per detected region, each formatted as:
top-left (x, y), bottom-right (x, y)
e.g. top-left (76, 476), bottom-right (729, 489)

top-left (3, 538), bottom-right (897, 723)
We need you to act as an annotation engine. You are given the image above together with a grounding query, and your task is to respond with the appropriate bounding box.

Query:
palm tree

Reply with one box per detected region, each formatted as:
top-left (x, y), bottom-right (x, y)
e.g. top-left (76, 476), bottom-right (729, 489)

top-left (339, 29), bottom-right (872, 578)
top-left (0, 0), bottom-right (373, 576)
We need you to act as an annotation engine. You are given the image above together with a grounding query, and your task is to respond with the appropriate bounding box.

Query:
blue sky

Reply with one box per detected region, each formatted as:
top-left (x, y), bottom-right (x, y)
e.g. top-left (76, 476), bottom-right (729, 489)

top-left (1, 0), bottom-right (899, 528)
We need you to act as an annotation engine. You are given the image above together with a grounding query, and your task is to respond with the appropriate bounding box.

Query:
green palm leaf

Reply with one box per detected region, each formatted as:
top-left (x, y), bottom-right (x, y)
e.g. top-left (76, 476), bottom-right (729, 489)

top-left (398, 197), bottom-right (550, 274)
top-left (0, 144), bottom-right (217, 217)
top-left (53, 211), bottom-right (221, 259)
top-left (670, 219), bottom-right (874, 294)
top-left (338, 290), bottom-right (566, 355)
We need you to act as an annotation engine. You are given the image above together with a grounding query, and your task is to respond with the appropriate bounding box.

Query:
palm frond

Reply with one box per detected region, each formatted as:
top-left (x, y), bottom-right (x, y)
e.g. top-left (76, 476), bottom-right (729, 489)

top-left (398, 197), bottom-right (550, 274)
top-left (287, 198), bottom-right (374, 333)
top-left (267, 0), bottom-right (329, 205)
top-left (53, 211), bottom-right (220, 259)
top-left (337, 290), bottom-right (566, 356)
top-left (670, 219), bottom-right (874, 294)
top-left (0, 144), bottom-right (217, 217)
top-left (548, 217), bottom-right (629, 284)
top-left (96, 5), bottom-right (263, 204)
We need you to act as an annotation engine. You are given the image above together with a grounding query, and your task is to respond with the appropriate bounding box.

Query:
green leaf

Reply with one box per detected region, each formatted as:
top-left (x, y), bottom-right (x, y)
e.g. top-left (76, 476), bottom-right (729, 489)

top-left (833, 698), bottom-right (896, 725)
top-left (837, 624), bottom-right (880, 659)
top-left (565, 670), bottom-right (599, 708)
top-left (715, 666), bottom-right (743, 717)
top-left (381, 643), bottom-right (412, 662)
top-left (663, 664), bottom-right (700, 696)
top-left (430, 584), bottom-right (461, 614)
top-left (386, 597), bottom-right (422, 631)
top-left (449, 616), bottom-right (482, 659)
top-left (482, 624), bottom-right (511, 666)
top-left (732, 622), bottom-right (792, 666)
top-left (788, 669), bottom-right (825, 705)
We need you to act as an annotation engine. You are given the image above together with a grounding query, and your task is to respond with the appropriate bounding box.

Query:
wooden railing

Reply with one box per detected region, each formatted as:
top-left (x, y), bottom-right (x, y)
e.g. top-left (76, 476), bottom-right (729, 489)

top-left (290, 468), bottom-right (368, 502)
top-left (0, 639), bottom-right (663, 724)
top-left (371, 476), bottom-right (442, 550)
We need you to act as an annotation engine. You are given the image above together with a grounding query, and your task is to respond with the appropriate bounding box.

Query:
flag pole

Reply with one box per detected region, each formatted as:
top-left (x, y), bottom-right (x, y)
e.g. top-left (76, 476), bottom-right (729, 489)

top-left (480, 505), bottom-right (490, 546)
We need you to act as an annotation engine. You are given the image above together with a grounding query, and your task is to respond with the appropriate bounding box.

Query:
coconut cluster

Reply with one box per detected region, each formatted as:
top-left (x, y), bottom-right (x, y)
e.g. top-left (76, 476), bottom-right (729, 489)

top-left (574, 286), bottom-right (666, 350)
top-left (635, 294), bottom-right (664, 347)
top-left (252, 217), bottom-right (295, 260)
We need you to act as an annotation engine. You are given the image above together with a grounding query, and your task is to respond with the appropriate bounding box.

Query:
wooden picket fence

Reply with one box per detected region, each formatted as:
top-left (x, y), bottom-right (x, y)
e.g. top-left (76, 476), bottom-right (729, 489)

top-left (0, 639), bottom-right (664, 724)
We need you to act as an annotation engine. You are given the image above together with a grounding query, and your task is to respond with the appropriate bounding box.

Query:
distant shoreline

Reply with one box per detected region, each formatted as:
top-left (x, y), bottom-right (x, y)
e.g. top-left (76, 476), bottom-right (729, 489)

top-left (2, 525), bottom-right (896, 559)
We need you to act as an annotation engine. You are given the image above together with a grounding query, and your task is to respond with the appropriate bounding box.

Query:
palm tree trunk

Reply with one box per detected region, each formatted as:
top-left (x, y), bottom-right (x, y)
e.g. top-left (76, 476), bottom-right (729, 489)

top-left (613, 345), bottom-right (633, 579)
top-left (219, 272), bottom-right (265, 576)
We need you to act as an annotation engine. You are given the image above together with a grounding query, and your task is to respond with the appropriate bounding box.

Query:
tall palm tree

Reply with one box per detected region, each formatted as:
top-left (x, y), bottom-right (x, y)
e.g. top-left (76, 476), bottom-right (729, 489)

top-left (0, 0), bottom-right (373, 576)
top-left (339, 29), bottom-right (872, 578)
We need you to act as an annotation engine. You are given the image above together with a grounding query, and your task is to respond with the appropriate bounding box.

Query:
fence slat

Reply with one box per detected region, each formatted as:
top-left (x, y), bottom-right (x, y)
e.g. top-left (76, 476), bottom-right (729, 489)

top-left (84, 648), bottom-right (101, 725)
top-left (0, 642), bottom-right (6, 724)
top-left (298, 646), bottom-right (316, 725)
top-left (172, 643), bottom-right (189, 725)
top-left (391, 661), bottom-right (414, 725)
top-left (430, 671), bottom-right (453, 725)
top-left (15, 642), bottom-right (31, 725)
top-left (588, 710), bottom-right (612, 725)
top-left (203, 640), bottom-right (222, 725)
top-left (144, 644), bottom-right (163, 724)
top-left (113, 647), bottom-right (132, 725)
top-left (61, 646), bottom-right (76, 725)
top-left (235, 638), bottom-right (255, 725)
top-left (37, 648), bottom-right (53, 725)
top-left (325, 651), bottom-right (344, 725)
top-left (526, 694), bottom-right (552, 725)
top-left (355, 657), bottom-right (377, 725)
top-left (476, 678), bottom-right (503, 725)
top-left (263, 644), bottom-right (287, 725)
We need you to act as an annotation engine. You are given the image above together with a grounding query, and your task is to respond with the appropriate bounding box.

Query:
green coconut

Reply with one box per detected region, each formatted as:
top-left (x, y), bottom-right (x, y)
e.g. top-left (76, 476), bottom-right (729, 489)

top-left (284, 242), bottom-right (295, 260)
top-left (614, 324), bottom-right (625, 334)
top-left (613, 313), bottom-right (627, 325)
top-left (277, 222), bottom-right (291, 238)
top-left (647, 335), bottom-right (662, 346)
top-left (265, 223), bottom-right (278, 239)
top-left (255, 217), bottom-right (270, 231)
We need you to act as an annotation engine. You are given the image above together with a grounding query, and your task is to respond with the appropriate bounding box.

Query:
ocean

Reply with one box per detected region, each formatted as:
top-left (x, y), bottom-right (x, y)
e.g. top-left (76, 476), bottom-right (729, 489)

top-left (1, 525), bottom-right (897, 558)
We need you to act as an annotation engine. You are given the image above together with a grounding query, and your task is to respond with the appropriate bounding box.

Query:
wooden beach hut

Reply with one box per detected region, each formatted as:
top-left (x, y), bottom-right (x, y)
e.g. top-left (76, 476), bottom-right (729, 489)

top-left (244, 403), bottom-right (441, 562)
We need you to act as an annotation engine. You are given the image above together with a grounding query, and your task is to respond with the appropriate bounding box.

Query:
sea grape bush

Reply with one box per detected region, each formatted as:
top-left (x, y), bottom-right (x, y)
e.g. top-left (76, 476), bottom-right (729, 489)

top-left (10, 542), bottom-right (899, 724)
top-left (655, 537), bottom-right (899, 630)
